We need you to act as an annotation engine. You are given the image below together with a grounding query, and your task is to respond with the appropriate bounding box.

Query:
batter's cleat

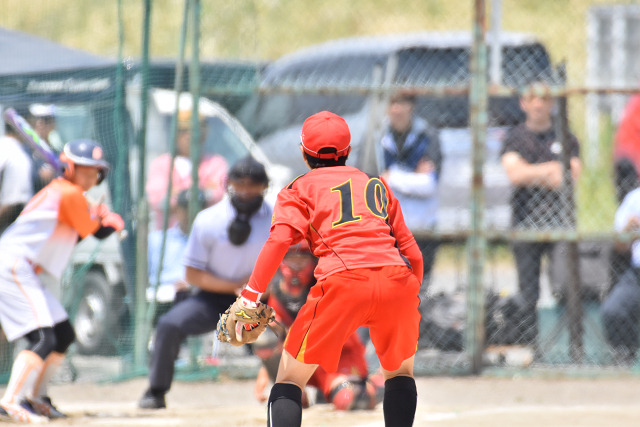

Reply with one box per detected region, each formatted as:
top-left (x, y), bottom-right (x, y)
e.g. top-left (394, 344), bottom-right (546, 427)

top-left (27, 396), bottom-right (68, 419)
top-left (0, 400), bottom-right (49, 423)
top-left (0, 405), bottom-right (9, 420)
top-left (138, 389), bottom-right (166, 409)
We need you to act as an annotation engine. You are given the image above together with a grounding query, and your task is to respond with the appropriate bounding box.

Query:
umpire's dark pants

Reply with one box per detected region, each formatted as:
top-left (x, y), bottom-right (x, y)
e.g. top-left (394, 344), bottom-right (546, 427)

top-left (149, 291), bottom-right (235, 394)
top-left (512, 241), bottom-right (555, 345)
top-left (601, 268), bottom-right (640, 354)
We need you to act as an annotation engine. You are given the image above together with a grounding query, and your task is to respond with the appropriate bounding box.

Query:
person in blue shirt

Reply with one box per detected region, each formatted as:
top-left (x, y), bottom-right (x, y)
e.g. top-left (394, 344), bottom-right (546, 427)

top-left (147, 190), bottom-right (204, 307)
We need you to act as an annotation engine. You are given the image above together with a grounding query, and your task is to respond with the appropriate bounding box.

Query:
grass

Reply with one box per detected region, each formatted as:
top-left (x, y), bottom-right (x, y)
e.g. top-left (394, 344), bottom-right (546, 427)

top-left (0, 0), bottom-right (624, 231)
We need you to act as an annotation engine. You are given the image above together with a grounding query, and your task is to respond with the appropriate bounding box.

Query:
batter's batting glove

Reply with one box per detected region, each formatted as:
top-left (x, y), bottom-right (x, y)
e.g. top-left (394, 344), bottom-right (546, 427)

top-left (90, 203), bottom-right (110, 220)
top-left (216, 296), bottom-right (282, 347)
top-left (101, 212), bottom-right (125, 232)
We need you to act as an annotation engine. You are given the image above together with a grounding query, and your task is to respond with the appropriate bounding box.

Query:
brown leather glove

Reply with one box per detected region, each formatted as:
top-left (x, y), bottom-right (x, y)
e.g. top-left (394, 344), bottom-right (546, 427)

top-left (216, 297), bottom-right (277, 347)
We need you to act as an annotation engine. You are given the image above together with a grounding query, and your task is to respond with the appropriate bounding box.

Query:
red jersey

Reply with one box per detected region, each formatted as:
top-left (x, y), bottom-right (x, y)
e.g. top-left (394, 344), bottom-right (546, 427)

top-left (272, 166), bottom-right (415, 280)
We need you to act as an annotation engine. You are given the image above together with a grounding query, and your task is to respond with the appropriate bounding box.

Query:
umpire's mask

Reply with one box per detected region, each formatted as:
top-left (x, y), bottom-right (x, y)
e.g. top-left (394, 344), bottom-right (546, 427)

top-left (226, 156), bottom-right (269, 246)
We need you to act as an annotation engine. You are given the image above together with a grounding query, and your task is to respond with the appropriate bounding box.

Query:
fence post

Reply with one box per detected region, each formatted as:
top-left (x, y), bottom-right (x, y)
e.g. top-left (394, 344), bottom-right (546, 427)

top-left (556, 93), bottom-right (584, 363)
top-left (145, 0), bottom-right (191, 347)
top-left (189, 0), bottom-right (202, 228)
top-left (467, 0), bottom-right (489, 374)
top-left (134, 0), bottom-right (153, 371)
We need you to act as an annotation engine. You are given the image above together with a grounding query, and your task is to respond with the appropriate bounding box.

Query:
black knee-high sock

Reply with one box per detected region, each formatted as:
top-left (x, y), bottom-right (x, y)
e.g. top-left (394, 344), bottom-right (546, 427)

top-left (383, 376), bottom-right (417, 427)
top-left (267, 383), bottom-right (302, 427)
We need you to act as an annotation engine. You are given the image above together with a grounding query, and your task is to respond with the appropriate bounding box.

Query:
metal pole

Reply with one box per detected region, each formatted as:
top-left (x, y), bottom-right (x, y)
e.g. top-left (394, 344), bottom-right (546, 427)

top-left (489, 0), bottom-right (502, 85)
top-left (555, 92), bottom-right (584, 363)
top-left (145, 0), bottom-right (190, 346)
top-left (134, 0), bottom-right (152, 370)
top-left (187, 0), bottom-right (203, 371)
top-left (467, 0), bottom-right (488, 374)
top-left (357, 64), bottom-right (383, 176)
top-left (188, 0), bottom-right (202, 229)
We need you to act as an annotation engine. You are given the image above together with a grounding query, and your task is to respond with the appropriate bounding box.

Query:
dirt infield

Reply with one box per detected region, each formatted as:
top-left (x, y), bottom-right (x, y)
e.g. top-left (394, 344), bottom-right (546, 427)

top-left (3, 376), bottom-right (640, 426)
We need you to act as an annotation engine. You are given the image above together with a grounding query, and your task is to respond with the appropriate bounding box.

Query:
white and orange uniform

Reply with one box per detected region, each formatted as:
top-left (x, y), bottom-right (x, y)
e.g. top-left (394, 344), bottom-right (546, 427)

top-left (0, 178), bottom-right (101, 341)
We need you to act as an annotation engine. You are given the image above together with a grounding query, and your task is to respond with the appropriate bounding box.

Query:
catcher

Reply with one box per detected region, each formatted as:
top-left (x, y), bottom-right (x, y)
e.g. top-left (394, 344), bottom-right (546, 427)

top-left (218, 111), bottom-right (423, 427)
top-left (252, 242), bottom-right (382, 411)
top-left (0, 140), bottom-right (124, 423)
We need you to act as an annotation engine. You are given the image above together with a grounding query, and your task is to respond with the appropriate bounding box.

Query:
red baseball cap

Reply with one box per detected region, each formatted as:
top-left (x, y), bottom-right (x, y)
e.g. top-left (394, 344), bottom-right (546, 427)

top-left (300, 111), bottom-right (351, 160)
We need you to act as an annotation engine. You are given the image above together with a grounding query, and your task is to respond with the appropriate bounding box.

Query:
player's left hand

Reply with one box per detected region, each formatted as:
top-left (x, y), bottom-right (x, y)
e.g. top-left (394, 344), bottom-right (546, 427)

top-left (216, 296), bottom-right (277, 347)
top-left (101, 212), bottom-right (125, 232)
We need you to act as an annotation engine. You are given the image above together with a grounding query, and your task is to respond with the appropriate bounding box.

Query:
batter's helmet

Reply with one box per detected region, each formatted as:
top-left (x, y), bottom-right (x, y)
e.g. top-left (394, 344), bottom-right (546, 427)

top-left (60, 139), bottom-right (110, 185)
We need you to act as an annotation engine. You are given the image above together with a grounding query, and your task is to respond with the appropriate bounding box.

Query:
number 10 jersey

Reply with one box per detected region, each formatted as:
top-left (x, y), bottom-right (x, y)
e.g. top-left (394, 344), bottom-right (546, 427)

top-left (272, 166), bottom-right (417, 281)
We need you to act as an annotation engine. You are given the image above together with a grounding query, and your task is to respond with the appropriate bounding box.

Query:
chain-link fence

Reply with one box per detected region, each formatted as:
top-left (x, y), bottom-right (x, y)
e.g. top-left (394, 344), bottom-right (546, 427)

top-left (1, 0), bottom-right (640, 387)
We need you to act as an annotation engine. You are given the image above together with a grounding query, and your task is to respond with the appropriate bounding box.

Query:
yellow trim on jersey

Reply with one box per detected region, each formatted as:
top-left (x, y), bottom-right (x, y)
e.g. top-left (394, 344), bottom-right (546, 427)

top-left (296, 330), bottom-right (310, 363)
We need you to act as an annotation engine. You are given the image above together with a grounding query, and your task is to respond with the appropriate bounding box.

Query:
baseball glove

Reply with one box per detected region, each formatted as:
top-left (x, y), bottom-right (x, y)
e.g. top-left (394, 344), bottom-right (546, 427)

top-left (216, 297), bottom-right (278, 347)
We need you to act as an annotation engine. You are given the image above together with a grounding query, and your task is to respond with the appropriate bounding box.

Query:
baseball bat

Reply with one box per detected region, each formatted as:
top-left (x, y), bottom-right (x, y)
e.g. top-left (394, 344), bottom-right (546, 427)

top-left (2, 107), bottom-right (64, 173)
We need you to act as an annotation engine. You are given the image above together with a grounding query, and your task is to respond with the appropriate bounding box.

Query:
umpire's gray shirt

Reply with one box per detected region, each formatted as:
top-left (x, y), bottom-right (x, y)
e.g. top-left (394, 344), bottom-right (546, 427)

top-left (183, 195), bottom-right (272, 282)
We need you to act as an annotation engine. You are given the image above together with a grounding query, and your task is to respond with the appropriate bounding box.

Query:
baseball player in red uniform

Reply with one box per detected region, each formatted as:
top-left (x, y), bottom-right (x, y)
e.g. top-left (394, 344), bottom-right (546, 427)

top-left (253, 242), bottom-right (382, 411)
top-left (0, 140), bottom-right (124, 423)
top-left (232, 111), bottom-right (423, 427)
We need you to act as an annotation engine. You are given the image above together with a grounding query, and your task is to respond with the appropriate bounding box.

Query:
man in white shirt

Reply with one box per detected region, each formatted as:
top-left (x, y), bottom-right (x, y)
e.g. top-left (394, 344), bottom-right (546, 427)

top-left (138, 156), bottom-right (272, 409)
top-left (0, 117), bottom-right (33, 232)
top-left (601, 185), bottom-right (640, 366)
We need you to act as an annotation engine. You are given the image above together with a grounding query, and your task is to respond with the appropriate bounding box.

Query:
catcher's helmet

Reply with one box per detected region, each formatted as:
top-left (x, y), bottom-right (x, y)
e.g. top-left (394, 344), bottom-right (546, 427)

top-left (60, 139), bottom-right (110, 185)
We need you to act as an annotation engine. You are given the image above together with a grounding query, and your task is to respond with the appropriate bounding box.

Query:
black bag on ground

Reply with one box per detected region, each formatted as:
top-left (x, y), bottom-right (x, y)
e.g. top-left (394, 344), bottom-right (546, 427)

top-left (419, 292), bottom-right (465, 352)
top-left (485, 291), bottom-right (528, 346)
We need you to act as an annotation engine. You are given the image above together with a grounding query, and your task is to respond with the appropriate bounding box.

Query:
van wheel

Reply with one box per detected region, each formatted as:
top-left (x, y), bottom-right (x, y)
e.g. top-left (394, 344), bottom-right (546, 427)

top-left (74, 271), bottom-right (118, 355)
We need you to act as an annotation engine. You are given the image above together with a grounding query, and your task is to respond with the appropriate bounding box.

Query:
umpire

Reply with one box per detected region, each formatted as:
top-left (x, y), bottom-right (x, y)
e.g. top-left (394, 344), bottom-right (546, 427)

top-left (138, 155), bottom-right (272, 409)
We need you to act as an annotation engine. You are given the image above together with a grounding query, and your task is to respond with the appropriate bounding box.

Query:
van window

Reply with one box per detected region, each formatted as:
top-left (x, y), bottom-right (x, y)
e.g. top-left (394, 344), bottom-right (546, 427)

top-left (502, 43), bottom-right (553, 86)
top-left (204, 116), bottom-right (250, 166)
top-left (401, 44), bottom-right (551, 128)
top-left (396, 48), bottom-right (470, 86)
top-left (265, 54), bottom-right (387, 87)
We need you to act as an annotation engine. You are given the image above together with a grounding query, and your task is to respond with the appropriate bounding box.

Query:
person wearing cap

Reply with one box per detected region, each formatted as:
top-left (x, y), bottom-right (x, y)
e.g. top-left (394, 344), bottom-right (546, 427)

top-left (138, 155), bottom-right (272, 410)
top-left (232, 111), bottom-right (423, 427)
top-left (146, 189), bottom-right (205, 310)
top-left (0, 139), bottom-right (123, 422)
top-left (500, 81), bottom-right (581, 346)
top-left (253, 242), bottom-right (383, 411)
top-left (27, 104), bottom-right (60, 193)
top-left (145, 108), bottom-right (228, 229)
top-left (0, 110), bottom-right (34, 233)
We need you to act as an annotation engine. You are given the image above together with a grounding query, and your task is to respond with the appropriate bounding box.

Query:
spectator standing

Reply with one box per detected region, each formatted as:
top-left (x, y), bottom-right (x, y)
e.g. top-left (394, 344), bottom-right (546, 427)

top-left (380, 91), bottom-right (441, 286)
top-left (145, 108), bottom-right (228, 229)
top-left (500, 83), bottom-right (581, 345)
top-left (26, 104), bottom-right (59, 193)
top-left (138, 156), bottom-right (271, 409)
top-left (0, 114), bottom-right (33, 233)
